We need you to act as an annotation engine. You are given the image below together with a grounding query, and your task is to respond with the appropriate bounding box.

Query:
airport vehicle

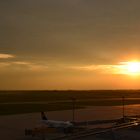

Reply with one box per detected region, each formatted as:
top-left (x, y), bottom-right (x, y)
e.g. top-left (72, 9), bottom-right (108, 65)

top-left (41, 112), bottom-right (74, 132)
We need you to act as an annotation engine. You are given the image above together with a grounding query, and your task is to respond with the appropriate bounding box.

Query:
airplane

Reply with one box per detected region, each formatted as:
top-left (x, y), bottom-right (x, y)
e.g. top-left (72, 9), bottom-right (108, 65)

top-left (41, 112), bottom-right (74, 133)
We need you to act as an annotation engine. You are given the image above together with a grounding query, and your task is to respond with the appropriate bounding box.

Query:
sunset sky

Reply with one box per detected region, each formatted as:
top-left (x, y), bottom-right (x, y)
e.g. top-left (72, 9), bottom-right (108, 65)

top-left (1, 0), bottom-right (140, 90)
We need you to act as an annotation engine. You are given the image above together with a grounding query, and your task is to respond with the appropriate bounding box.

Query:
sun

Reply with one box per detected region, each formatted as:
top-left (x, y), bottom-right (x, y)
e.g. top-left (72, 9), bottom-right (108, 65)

top-left (120, 61), bottom-right (140, 75)
top-left (127, 62), bottom-right (140, 73)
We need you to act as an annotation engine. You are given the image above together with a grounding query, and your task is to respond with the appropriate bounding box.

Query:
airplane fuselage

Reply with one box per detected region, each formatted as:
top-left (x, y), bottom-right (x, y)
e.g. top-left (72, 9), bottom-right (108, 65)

top-left (42, 120), bottom-right (73, 128)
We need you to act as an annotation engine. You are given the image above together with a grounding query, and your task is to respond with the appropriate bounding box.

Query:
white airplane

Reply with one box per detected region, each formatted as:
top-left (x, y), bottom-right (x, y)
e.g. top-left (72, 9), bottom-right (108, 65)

top-left (41, 112), bottom-right (74, 130)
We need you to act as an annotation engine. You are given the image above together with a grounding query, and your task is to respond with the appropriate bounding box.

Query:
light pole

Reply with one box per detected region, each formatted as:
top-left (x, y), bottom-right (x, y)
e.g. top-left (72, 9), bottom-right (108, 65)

top-left (71, 97), bottom-right (76, 122)
top-left (122, 96), bottom-right (125, 120)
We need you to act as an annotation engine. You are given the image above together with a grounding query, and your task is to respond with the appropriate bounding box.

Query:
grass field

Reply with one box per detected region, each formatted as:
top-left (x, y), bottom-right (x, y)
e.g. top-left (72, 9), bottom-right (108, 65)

top-left (1, 90), bottom-right (140, 115)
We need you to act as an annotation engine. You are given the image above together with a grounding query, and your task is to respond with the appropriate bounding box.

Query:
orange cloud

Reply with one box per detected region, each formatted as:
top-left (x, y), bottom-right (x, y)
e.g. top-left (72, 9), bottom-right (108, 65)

top-left (0, 54), bottom-right (15, 59)
top-left (0, 61), bottom-right (48, 72)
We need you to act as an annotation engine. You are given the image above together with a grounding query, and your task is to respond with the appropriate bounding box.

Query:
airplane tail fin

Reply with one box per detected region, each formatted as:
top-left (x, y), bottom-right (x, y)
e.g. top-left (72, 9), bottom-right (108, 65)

top-left (41, 112), bottom-right (48, 120)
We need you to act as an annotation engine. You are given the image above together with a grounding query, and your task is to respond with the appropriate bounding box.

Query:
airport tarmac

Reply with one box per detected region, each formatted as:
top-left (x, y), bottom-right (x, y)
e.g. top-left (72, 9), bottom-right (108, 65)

top-left (1, 113), bottom-right (140, 140)
top-left (75, 128), bottom-right (140, 140)
top-left (0, 113), bottom-right (40, 140)
top-left (0, 112), bottom-right (109, 140)
top-left (0, 112), bottom-right (71, 140)
top-left (1, 105), bottom-right (140, 140)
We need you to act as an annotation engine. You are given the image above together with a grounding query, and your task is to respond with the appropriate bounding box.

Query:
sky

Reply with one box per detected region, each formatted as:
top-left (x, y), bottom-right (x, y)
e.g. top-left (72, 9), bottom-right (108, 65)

top-left (1, 0), bottom-right (140, 90)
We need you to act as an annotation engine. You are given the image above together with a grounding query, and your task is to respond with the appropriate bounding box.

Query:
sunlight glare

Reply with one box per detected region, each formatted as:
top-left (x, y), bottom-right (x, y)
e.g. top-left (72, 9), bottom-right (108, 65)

top-left (120, 61), bottom-right (140, 75)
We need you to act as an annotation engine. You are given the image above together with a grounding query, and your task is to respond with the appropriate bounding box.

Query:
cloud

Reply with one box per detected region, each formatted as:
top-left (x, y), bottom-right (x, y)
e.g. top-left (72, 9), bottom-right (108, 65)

top-left (12, 61), bottom-right (31, 65)
top-left (0, 62), bottom-right (11, 67)
top-left (68, 63), bottom-right (128, 75)
top-left (0, 61), bottom-right (48, 72)
top-left (0, 54), bottom-right (15, 59)
top-left (13, 61), bottom-right (48, 71)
